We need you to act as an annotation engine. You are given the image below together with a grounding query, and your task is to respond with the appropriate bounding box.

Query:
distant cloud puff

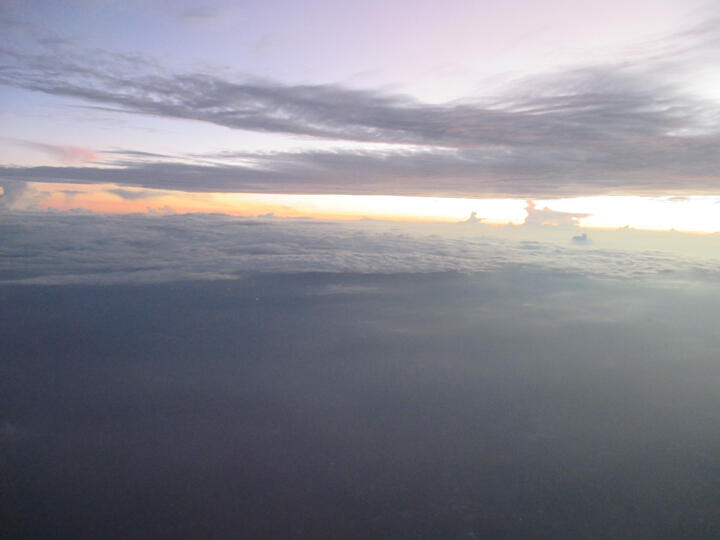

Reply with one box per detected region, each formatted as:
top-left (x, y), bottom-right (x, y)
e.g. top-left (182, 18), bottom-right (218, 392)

top-left (109, 188), bottom-right (164, 200)
top-left (525, 201), bottom-right (590, 227)
top-left (461, 211), bottom-right (483, 224)
top-left (572, 233), bottom-right (592, 245)
top-left (0, 181), bottom-right (42, 210)
top-left (4, 138), bottom-right (97, 164)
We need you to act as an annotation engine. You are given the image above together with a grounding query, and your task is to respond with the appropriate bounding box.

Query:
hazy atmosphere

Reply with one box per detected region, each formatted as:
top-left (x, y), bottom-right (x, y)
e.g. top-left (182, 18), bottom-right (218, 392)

top-left (3, 1), bottom-right (720, 538)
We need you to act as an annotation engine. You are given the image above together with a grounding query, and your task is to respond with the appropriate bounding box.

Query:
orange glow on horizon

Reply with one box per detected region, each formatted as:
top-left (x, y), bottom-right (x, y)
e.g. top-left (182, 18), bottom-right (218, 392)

top-left (24, 182), bottom-right (720, 234)
top-left (31, 182), bottom-right (528, 224)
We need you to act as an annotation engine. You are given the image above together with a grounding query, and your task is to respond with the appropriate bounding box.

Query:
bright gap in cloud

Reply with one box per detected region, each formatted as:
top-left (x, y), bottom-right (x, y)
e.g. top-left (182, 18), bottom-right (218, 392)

top-left (23, 182), bottom-right (720, 233)
top-left (538, 196), bottom-right (720, 234)
top-left (31, 182), bottom-right (528, 224)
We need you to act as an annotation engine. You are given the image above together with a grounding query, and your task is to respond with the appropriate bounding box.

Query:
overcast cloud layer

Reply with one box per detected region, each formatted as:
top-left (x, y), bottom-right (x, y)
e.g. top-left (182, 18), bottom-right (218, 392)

top-left (5, 269), bottom-right (720, 537)
top-left (1, 15), bottom-right (720, 196)
top-left (2, 210), bottom-right (720, 286)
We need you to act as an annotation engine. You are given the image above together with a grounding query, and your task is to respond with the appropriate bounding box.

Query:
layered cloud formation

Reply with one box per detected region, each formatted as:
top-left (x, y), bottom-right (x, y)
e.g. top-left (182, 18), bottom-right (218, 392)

top-left (1, 14), bottom-right (720, 197)
top-left (2, 210), bottom-right (719, 285)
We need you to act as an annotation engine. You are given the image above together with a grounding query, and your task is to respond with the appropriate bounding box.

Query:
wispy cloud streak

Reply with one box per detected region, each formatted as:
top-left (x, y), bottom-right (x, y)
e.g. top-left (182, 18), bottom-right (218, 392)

top-left (1, 21), bottom-right (720, 196)
top-left (3, 138), bottom-right (97, 164)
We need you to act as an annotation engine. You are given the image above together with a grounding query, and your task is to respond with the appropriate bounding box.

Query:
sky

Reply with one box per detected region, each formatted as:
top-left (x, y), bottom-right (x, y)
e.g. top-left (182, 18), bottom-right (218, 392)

top-left (6, 3), bottom-right (720, 537)
top-left (2, 0), bottom-right (720, 231)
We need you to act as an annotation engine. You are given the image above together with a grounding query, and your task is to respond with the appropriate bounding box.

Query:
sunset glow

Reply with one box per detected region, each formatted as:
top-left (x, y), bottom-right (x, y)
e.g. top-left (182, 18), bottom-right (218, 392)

top-left (22, 182), bottom-right (720, 234)
top-left (6, 2), bottom-right (720, 538)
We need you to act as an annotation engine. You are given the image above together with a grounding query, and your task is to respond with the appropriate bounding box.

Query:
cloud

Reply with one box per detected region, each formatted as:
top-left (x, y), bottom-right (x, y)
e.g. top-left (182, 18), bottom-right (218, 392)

top-left (108, 188), bottom-right (165, 200)
top-left (4, 138), bottom-right (97, 164)
top-left (0, 180), bottom-right (42, 210)
top-left (572, 233), bottom-right (592, 245)
top-left (2, 211), bottom-right (719, 285)
top-left (1, 22), bottom-right (720, 196)
top-left (0, 19), bottom-right (720, 197)
top-left (461, 211), bottom-right (483, 224)
top-left (524, 200), bottom-right (590, 227)
top-left (102, 149), bottom-right (174, 159)
top-left (0, 51), bottom-right (705, 153)
top-left (3, 138), bottom-right (720, 198)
